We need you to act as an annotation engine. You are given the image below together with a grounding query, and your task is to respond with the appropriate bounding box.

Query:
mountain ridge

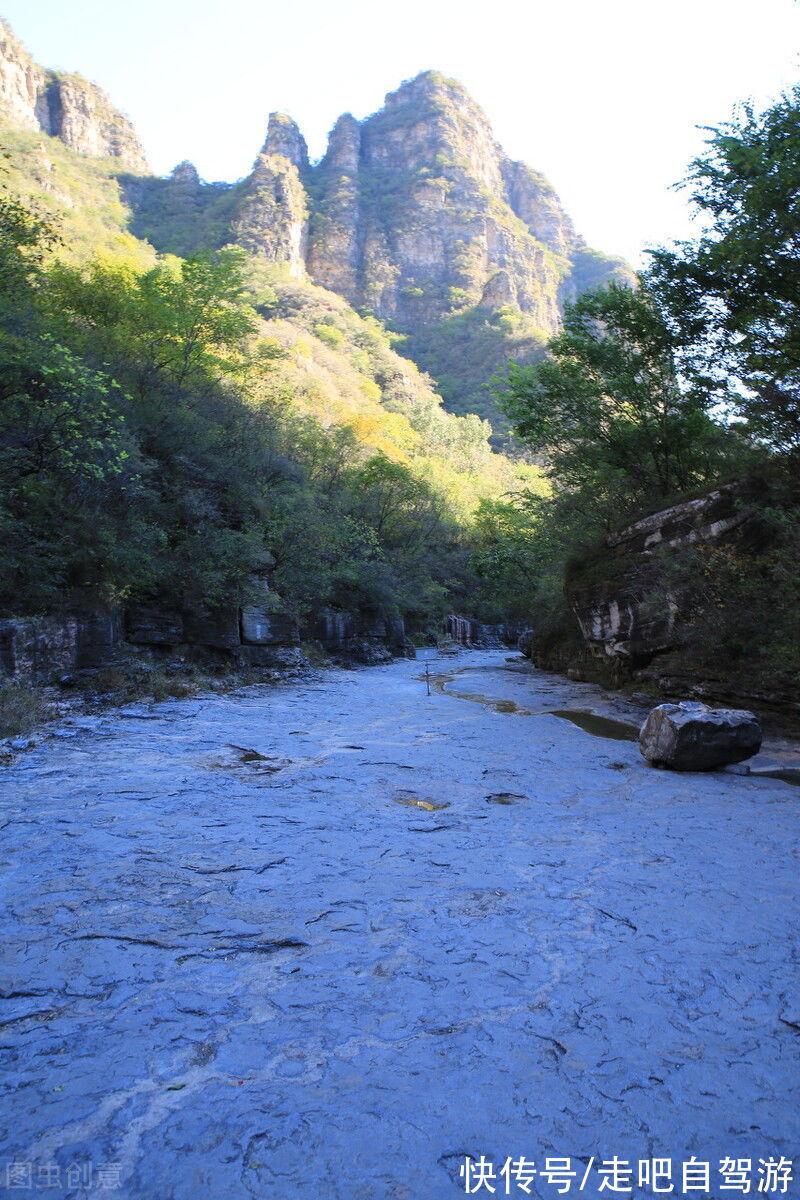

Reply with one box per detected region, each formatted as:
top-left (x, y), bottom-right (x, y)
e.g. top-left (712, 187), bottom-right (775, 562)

top-left (0, 22), bottom-right (632, 429)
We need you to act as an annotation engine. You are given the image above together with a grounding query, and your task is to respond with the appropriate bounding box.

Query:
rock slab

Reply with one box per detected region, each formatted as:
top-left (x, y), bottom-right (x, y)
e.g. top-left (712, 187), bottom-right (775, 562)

top-left (639, 701), bottom-right (762, 771)
top-left (240, 607), bottom-right (299, 646)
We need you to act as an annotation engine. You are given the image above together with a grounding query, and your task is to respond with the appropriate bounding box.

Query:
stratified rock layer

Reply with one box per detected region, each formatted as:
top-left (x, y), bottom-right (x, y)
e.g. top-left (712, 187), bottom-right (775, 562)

top-left (568, 480), bottom-right (769, 666)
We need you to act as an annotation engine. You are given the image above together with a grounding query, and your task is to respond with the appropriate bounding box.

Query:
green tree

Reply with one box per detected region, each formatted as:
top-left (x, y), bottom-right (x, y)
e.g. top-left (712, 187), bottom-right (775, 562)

top-left (648, 87), bottom-right (800, 451)
top-left (0, 189), bottom-right (59, 321)
top-left (469, 498), bottom-right (543, 619)
top-left (0, 335), bottom-right (129, 487)
top-left (348, 455), bottom-right (440, 548)
top-left (46, 248), bottom-right (257, 391)
top-left (497, 283), bottom-right (736, 528)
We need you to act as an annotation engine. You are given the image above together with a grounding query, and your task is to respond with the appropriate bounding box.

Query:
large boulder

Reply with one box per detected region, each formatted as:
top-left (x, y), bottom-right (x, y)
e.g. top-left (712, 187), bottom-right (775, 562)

top-left (639, 701), bottom-right (762, 771)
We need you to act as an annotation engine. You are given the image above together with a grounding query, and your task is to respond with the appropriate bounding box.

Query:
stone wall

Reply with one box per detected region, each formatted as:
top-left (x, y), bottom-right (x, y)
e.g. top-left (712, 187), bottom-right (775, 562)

top-left (445, 615), bottom-right (479, 646)
top-left (0, 603), bottom-right (415, 682)
top-left (306, 609), bottom-right (414, 663)
top-left (0, 608), bottom-right (123, 681)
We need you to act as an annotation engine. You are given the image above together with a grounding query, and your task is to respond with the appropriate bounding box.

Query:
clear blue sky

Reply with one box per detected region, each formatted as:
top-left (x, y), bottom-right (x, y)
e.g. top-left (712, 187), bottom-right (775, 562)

top-left (4, 0), bottom-right (799, 266)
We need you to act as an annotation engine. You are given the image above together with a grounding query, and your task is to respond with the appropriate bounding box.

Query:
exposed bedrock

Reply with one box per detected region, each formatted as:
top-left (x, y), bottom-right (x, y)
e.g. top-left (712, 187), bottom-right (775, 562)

top-left (0, 18), bottom-right (148, 170)
top-left (566, 480), bottom-right (770, 668)
top-left (0, 603), bottom-right (419, 682)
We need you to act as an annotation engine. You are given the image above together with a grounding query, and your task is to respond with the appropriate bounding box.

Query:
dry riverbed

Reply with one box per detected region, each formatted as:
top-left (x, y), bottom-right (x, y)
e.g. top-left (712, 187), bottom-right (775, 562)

top-left (1, 651), bottom-right (798, 1198)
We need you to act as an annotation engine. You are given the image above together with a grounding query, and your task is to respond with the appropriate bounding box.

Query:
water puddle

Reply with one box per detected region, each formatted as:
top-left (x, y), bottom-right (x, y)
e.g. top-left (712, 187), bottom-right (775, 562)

top-left (425, 671), bottom-right (534, 715)
top-left (427, 670), bottom-right (640, 740)
top-left (548, 711), bottom-right (639, 742)
top-left (750, 767), bottom-right (800, 788)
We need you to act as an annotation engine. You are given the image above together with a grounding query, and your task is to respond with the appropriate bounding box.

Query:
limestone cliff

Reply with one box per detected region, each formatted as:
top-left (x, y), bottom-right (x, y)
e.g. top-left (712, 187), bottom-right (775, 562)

top-left (242, 73), bottom-right (630, 426)
top-left (306, 72), bottom-right (629, 334)
top-left (229, 114), bottom-right (309, 277)
top-left (0, 19), bottom-right (148, 171)
top-left (0, 21), bottom-right (630, 427)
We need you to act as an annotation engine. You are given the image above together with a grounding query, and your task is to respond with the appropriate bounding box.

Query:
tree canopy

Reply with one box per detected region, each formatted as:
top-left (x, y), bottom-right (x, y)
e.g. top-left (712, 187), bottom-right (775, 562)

top-left (649, 86), bottom-right (800, 452)
top-left (497, 283), bottom-right (737, 528)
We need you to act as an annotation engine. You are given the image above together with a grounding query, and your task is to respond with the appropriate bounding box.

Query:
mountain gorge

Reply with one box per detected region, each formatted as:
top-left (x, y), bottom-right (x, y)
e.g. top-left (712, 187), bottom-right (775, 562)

top-left (0, 20), bottom-right (630, 431)
top-left (1, 18), bottom-right (797, 718)
top-left (133, 75), bottom-right (632, 427)
top-left (0, 17), bottom-right (554, 661)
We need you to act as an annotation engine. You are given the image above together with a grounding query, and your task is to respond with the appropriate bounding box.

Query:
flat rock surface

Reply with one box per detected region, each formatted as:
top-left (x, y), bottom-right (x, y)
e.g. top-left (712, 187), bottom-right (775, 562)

top-left (1, 652), bottom-right (798, 1198)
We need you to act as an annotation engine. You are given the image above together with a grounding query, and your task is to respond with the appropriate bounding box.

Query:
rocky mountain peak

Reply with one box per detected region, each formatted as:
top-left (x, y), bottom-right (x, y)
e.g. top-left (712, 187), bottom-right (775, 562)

top-left (384, 69), bottom-right (473, 110)
top-left (322, 113), bottom-right (360, 173)
top-left (359, 70), bottom-right (505, 198)
top-left (261, 112), bottom-right (308, 170)
top-left (0, 25), bottom-right (631, 429)
top-left (302, 72), bottom-right (632, 425)
top-left (0, 18), bottom-right (148, 171)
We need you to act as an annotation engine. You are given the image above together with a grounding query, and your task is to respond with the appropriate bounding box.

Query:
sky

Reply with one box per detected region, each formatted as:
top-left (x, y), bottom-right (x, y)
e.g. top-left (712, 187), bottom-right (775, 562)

top-left (4, 0), bottom-right (799, 267)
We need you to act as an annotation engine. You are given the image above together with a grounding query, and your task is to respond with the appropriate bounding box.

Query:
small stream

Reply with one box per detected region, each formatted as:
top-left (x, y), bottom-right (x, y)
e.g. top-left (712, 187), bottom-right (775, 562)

top-left (425, 661), bottom-right (800, 781)
top-left (426, 666), bottom-right (640, 740)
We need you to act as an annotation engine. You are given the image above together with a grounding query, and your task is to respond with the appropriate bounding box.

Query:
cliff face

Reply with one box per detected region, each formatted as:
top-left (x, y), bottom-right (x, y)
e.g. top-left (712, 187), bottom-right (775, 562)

top-left (566, 481), bottom-right (770, 667)
top-left (230, 115), bottom-right (309, 276)
top-left (0, 21), bottom-right (630, 427)
top-left (0, 18), bottom-right (47, 131)
top-left (305, 114), bottom-right (362, 296)
top-left (220, 72), bottom-right (626, 427)
top-left (0, 19), bottom-right (148, 171)
top-left (305, 72), bottom-right (628, 334)
top-left (213, 72), bottom-right (629, 340)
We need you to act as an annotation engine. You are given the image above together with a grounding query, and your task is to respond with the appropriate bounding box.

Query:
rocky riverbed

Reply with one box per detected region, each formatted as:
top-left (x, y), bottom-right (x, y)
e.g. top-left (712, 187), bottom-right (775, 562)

top-left (1, 651), bottom-right (798, 1198)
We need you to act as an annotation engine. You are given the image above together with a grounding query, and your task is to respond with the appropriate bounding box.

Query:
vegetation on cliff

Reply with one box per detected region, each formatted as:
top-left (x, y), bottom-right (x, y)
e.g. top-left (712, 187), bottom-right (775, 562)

top-left (496, 87), bottom-right (800, 700)
top-left (0, 28), bottom-right (557, 634)
top-left (1, 20), bottom-right (797, 702)
top-left (0, 176), bottom-right (542, 631)
top-left (1, 23), bottom-right (632, 437)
